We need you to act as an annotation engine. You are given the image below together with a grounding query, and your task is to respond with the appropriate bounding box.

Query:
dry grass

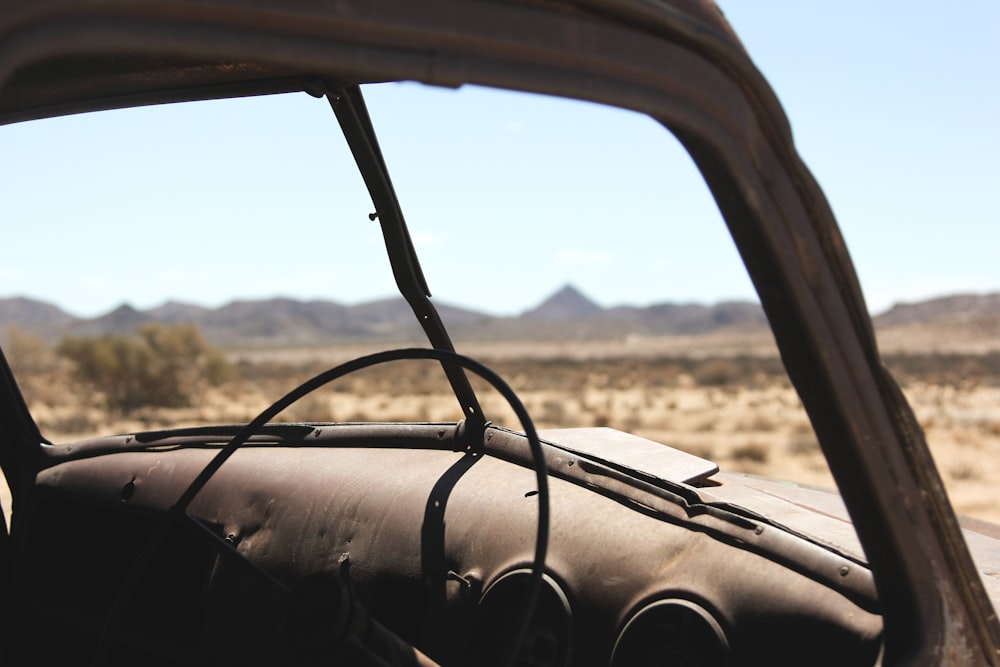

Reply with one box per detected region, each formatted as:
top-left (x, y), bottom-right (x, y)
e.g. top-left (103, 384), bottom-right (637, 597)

top-left (10, 342), bottom-right (1000, 524)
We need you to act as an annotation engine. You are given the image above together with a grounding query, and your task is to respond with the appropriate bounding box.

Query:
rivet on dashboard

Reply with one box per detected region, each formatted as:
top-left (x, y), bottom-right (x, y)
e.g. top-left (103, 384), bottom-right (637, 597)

top-left (754, 525), bottom-right (764, 535)
top-left (840, 565), bottom-right (850, 577)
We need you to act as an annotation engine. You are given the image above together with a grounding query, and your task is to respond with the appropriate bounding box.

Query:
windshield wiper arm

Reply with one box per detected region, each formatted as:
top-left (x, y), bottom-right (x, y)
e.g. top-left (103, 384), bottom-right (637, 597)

top-left (326, 84), bottom-right (486, 444)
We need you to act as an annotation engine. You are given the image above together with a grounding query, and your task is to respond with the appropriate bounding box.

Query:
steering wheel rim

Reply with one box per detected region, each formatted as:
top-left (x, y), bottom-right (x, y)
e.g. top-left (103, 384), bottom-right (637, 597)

top-left (96, 347), bottom-right (550, 667)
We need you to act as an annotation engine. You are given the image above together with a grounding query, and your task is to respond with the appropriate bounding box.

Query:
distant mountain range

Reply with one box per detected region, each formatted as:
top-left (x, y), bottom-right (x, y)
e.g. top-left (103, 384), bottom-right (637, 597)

top-left (2, 286), bottom-right (999, 348)
top-left (872, 293), bottom-right (1000, 328)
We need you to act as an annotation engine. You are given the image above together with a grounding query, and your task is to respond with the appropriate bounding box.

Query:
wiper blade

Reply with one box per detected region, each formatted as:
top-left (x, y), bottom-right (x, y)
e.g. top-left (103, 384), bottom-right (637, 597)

top-left (326, 84), bottom-right (486, 443)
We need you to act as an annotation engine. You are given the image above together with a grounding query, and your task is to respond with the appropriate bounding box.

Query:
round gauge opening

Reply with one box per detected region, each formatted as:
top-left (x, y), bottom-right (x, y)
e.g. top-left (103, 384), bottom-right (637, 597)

top-left (475, 569), bottom-right (573, 667)
top-left (611, 598), bottom-right (729, 667)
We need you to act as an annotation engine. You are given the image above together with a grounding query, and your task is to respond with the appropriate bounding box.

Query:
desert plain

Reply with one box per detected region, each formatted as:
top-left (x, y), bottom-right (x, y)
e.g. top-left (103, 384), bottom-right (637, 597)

top-left (10, 321), bottom-right (1000, 525)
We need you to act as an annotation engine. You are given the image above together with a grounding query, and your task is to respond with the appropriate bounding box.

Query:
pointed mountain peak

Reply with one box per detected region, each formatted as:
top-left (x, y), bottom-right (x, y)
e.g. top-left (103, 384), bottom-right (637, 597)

top-left (148, 300), bottom-right (212, 322)
top-left (81, 302), bottom-right (152, 335)
top-left (108, 303), bottom-right (140, 316)
top-left (522, 284), bottom-right (603, 320)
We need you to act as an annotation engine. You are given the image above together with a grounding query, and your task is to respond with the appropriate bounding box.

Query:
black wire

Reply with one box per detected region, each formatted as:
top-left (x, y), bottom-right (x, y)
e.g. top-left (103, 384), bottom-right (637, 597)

top-left (96, 347), bottom-right (549, 667)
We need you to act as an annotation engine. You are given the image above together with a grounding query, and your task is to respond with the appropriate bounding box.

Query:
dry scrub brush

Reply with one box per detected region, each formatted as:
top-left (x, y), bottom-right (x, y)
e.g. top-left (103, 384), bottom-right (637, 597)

top-left (56, 324), bottom-right (231, 414)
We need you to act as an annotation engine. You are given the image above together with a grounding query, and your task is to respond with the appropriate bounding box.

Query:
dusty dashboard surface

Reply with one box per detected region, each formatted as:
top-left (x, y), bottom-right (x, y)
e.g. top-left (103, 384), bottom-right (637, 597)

top-left (22, 423), bottom-right (882, 666)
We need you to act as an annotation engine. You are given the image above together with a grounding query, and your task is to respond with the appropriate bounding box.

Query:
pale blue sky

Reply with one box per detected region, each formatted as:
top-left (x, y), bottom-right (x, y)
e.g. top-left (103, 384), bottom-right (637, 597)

top-left (1, 2), bottom-right (997, 318)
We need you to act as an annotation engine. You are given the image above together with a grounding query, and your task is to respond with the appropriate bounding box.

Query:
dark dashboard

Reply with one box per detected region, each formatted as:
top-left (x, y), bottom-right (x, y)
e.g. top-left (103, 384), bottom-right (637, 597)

top-left (16, 424), bottom-right (882, 666)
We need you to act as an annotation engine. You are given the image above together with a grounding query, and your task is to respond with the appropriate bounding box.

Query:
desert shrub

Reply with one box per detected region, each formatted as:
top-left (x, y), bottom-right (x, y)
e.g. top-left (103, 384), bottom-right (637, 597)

top-left (538, 397), bottom-right (568, 425)
top-left (591, 411), bottom-right (611, 427)
top-left (3, 326), bottom-right (57, 375)
top-left (737, 413), bottom-right (778, 432)
top-left (730, 441), bottom-right (770, 463)
top-left (690, 358), bottom-right (744, 387)
top-left (46, 410), bottom-right (100, 435)
top-left (57, 324), bottom-right (230, 414)
top-left (947, 462), bottom-right (979, 482)
top-left (2, 327), bottom-right (71, 406)
top-left (787, 432), bottom-right (820, 455)
top-left (681, 442), bottom-right (715, 460)
top-left (280, 393), bottom-right (337, 423)
top-left (884, 353), bottom-right (1000, 387)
